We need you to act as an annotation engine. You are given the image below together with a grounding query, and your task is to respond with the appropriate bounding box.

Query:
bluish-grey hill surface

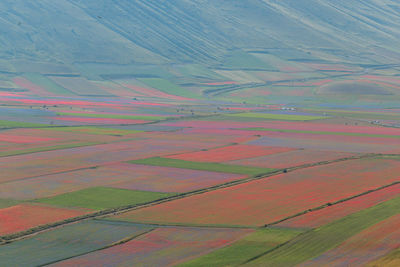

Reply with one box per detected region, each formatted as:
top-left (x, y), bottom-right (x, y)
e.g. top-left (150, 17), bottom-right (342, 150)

top-left (1, 0), bottom-right (400, 74)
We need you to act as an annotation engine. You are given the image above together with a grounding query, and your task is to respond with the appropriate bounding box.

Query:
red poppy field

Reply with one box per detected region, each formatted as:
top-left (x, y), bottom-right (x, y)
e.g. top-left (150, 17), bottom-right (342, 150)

top-left (0, 204), bottom-right (90, 236)
top-left (111, 158), bottom-right (400, 227)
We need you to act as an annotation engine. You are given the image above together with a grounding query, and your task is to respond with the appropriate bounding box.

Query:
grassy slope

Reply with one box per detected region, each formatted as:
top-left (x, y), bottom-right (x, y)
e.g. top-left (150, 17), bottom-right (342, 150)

top-left (244, 196), bottom-right (400, 266)
top-left (226, 113), bottom-right (328, 121)
top-left (223, 51), bottom-right (277, 70)
top-left (245, 127), bottom-right (400, 139)
top-left (138, 78), bottom-right (199, 98)
top-left (178, 228), bottom-right (303, 267)
top-left (24, 73), bottom-right (75, 96)
top-left (35, 187), bottom-right (174, 210)
top-left (129, 157), bottom-right (275, 175)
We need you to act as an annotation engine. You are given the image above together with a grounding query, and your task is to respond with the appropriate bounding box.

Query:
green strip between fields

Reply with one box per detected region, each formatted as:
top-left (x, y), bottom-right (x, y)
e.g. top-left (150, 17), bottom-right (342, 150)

top-left (244, 127), bottom-right (400, 139)
top-left (128, 157), bottom-right (275, 175)
top-left (244, 195), bottom-right (400, 266)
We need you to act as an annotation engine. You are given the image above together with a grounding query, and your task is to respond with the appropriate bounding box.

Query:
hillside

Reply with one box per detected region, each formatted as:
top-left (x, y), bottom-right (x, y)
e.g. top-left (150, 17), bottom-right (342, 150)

top-left (0, 0), bottom-right (399, 69)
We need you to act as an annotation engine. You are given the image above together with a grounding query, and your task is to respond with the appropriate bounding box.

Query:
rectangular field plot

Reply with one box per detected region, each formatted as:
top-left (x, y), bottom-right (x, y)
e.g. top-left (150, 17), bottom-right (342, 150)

top-left (112, 158), bottom-right (400, 227)
top-left (277, 183), bottom-right (400, 229)
top-left (166, 144), bottom-right (294, 163)
top-left (248, 135), bottom-right (399, 153)
top-left (0, 163), bottom-right (246, 200)
top-left (129, 157), bottom-right (276, 175)
top-left (35, 187), bottom-right (174, 210)
top-left (52, 227), bottom-right (250, 267)
top-left (228, 149), bottom-right (356, 169)
top-left (0, 204), bottom-right (89, 236)
top-left (0, 138), bottom-right (212, 183)
top-left (0, 220), bottom-right (152, 266)
top-left (300, 213), bottom-right (400, 267)
top-left (178, 228), bottom-right (303, 267)
top-left (243, 196), bottom-right (400, 266)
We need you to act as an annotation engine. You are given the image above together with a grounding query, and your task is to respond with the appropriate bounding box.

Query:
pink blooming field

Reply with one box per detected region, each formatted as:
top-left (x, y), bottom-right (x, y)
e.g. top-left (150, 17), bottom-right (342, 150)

top-left (51, 227), bottom-right (251, 267)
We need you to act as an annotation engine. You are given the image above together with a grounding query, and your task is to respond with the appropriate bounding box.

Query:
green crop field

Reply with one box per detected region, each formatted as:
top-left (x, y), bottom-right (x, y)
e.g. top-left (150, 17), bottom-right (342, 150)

top-left (129, 157), bottom-right (276, 175)
top-left (244, 196), bottom-right (400, 266)
top-left (35, 187), bottom-right (175, 210)
top-left (178, 228), bottom-right (303, 267)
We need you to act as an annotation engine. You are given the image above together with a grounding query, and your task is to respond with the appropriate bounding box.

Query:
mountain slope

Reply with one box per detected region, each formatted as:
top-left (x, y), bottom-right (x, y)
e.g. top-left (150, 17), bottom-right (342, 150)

top-left (0, 0), bottom-right (399, 69)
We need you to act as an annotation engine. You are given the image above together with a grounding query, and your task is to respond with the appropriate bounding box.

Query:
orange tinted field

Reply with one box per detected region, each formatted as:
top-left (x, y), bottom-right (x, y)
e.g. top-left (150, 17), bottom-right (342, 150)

top-left (0, 204), bottom-right (89, 236)
top-left (112, 158), bottom-right (400, 226)
top-left (166, 144), bottom-right (293, 163)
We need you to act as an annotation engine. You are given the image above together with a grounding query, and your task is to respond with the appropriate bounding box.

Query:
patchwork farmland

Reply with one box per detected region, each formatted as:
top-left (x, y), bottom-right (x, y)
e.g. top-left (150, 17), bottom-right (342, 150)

top-left (0, 79), bottom-right (399, 266)
top-left (1, 1), bottom-right (400, 265)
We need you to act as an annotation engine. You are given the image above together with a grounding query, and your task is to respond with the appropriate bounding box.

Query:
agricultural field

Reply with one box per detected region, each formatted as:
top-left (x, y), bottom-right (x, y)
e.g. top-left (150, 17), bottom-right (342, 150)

top-left (51, 226), bottom-right (250, 267)
top-left (110, 158), bottom-right (400, 227)
top-left (0, 1), bottom-right (400, 265)
top-left (0, 82), bottom-right (399, 265)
